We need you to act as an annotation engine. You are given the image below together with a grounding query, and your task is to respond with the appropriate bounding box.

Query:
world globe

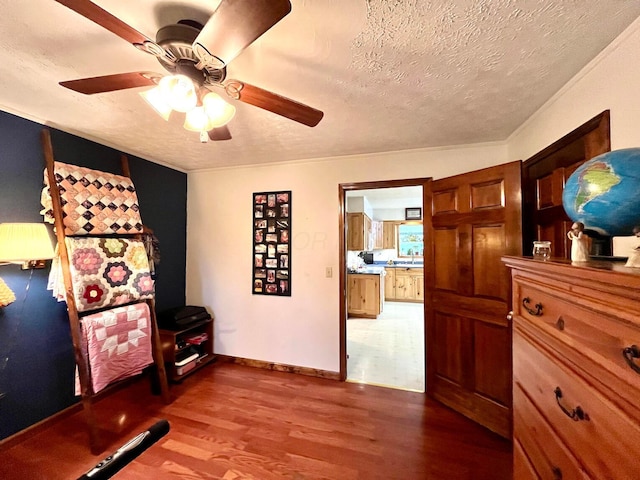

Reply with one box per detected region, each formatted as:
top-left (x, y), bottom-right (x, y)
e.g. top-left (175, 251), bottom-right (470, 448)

top-left (562, 148), bottom-right (640, 236)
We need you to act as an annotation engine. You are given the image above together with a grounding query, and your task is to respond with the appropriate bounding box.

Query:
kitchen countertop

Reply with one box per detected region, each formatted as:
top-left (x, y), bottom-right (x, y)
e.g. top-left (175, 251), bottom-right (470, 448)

top-left (348, 267), bottom-right (385, 274)
top-left (348, 264), bottom-right (424, 274)
top-left (381, 264), bottom-right (424, 268)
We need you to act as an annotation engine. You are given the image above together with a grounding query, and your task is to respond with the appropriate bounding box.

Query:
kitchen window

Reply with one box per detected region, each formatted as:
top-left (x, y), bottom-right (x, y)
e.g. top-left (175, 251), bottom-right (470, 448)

top-left (398, 223), bottom-right (423, 258)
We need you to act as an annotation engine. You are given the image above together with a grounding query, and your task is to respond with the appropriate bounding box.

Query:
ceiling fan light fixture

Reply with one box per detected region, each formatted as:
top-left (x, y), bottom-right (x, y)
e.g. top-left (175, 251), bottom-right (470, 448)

top-left (202, 92), bottom-right (236, 127)
top-left (159, 74), bottom-right (197, 113)
top-left (139, 86), bottom-right (172, 121)
top-left (184, 106), bottom-right (216, 132)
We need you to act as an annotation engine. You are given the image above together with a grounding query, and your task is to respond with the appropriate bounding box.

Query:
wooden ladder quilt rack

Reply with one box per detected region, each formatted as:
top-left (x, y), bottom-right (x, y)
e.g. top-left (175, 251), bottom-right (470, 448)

top-left (40, 129), bottom-right (170, 454)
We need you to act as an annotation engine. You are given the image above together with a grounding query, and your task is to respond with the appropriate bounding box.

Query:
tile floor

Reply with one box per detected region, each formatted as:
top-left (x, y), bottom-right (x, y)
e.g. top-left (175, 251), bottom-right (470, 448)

top-left (347, 301), bottom-right (425, 392)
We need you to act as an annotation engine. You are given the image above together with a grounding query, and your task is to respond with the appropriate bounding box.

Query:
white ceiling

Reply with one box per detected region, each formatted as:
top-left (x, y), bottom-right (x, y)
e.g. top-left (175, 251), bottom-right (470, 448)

top-left (1, 1), bottom-right (639, 172)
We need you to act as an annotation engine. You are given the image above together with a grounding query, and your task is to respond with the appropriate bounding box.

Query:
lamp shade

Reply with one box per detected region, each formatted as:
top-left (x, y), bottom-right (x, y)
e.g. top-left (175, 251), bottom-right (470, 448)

top-left (0, 223), bottom-right (55, 262)
top-left (140, 86), bottom-right (172, 121)
top-left (0, 277), bottom-right (16, 307)
top-left (202, 92), bottom-right (236, 127)
top-left (183, 106), bottom-right (216, 132)
top-left (159, 74), bottom-right (197, 113)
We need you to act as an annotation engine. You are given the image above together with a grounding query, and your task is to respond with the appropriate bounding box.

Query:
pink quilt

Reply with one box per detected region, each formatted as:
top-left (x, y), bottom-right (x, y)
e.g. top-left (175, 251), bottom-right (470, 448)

top-left (77, 302), bottom-right (153, 395)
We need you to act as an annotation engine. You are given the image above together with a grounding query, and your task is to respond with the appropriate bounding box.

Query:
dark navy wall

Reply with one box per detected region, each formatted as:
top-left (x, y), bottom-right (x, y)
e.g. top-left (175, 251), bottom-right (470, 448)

top-left (0, 110), bottom-right (187, 440)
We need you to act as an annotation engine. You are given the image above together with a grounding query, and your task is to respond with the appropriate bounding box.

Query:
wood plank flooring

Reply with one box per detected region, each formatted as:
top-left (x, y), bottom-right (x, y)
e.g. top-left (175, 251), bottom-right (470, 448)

top-left (0, 362), bottom-right (512, 479)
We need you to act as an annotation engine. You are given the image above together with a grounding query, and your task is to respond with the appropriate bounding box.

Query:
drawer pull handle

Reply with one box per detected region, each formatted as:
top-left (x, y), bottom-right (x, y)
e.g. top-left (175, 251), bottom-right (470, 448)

top-left (523, 297), bottom-right (543, 316)
top-left (622, 345), bottom-right (640, 374)
top-left (552, 466), bottom-right (563, 479)
top-left (556, 317), bottom-right (565, 331)
top-left (554, 387), bottom-right (587, 421)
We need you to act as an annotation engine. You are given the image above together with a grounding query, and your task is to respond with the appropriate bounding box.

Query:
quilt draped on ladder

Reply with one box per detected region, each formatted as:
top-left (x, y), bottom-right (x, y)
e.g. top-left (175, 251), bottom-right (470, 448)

top-left (76, 302), bottom-right (153, 395)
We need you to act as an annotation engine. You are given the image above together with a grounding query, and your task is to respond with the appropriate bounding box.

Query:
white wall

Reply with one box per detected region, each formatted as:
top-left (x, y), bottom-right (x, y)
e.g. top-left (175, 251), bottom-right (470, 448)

top-left (508, 16), bottom-right (640, 160)
top-left (187, 15), bottom-right (640, 374)
top-left (186, 144), bottom-right (506, 372)
top-left (373, 208), bottom-right (405, 221)
top-left (345, 196), bottom-right (373, 217)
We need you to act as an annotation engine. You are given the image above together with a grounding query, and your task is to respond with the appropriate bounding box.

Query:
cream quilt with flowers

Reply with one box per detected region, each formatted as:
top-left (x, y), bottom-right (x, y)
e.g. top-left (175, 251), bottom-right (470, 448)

top-left (53, 237), bottom-right (154, 312)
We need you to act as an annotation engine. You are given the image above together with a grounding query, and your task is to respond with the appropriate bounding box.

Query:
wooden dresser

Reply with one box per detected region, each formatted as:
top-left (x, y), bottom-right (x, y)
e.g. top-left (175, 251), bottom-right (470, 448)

top-left (502, 257), bottom-right (640, 479)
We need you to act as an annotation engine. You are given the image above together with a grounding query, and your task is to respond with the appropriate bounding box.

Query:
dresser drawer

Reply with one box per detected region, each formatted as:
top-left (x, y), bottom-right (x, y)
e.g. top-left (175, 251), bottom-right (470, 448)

top-left (514, 279), bottom-right (640, 403)
top-left (514, 326), bottom-right (640, 480)
top-left (514, 383), bottom-right (590, 480)
top-left (514, 438), bottom-right (540, 480)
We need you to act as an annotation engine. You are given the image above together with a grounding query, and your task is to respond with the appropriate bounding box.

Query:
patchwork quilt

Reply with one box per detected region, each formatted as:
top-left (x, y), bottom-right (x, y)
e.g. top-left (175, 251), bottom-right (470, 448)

top-left (41, 161), bottom-right (144, 235)
top-left (77, 302), bottom-right (153, 394)
top-left (52, 237), bottom-right (154, 312)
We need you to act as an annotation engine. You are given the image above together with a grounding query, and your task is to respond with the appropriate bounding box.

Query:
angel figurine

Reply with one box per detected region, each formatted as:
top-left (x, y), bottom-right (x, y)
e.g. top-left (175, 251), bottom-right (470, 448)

top-left (625, 226), bottom-right (640, 268)
top-left (567, 222), bottom-right (591, 262)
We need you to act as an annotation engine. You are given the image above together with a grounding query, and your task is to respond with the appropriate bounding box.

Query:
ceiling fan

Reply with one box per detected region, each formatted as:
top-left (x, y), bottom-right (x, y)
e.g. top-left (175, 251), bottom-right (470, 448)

top-left (54, 0), bottom-right (324, 142)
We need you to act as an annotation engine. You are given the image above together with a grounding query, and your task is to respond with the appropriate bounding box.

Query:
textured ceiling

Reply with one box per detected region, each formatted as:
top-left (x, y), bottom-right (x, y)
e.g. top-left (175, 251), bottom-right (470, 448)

top-left (0, 0), bottom-right (639, 172)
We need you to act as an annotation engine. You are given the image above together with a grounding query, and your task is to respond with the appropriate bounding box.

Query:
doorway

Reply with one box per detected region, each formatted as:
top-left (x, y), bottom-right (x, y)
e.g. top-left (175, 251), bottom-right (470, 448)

top-left (339, 178), bottom-right (431, 392)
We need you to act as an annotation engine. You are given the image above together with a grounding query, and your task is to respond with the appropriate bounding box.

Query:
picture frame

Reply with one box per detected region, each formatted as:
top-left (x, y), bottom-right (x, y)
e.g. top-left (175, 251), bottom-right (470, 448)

top-left (405, 207), bottom-right (422, 220)
top-left (252, 190), bottom-right (291, 296)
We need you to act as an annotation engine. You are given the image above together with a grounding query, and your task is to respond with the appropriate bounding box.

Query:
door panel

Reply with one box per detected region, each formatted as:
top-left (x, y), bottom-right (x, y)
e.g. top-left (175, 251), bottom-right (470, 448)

top-left (434, 311), bottom-right (464, 384)
top-left (425, 160), bottom-right (522, 438)
top-left (472, 224), bottom-right (507, 300)
top-left (470, 179), bottom-right (504, 210)
top-left (474, 321), bottom-right (511, 404)
top-left (433, 189), bottom-right (458, 214)
top-left (434, 227), bottom-right (458, 291)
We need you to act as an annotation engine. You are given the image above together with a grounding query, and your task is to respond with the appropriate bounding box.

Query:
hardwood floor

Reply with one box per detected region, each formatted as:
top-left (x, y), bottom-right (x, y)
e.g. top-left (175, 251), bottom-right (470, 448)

top-left (0, 362), bottom-right (512, 479)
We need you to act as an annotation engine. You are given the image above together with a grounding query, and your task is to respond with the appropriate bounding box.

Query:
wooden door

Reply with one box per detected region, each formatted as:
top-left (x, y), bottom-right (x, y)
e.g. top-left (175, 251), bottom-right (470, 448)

top-left (424, 160), bottom-right (522, 438)
top-left (522, 111), bottom-right (610, 258)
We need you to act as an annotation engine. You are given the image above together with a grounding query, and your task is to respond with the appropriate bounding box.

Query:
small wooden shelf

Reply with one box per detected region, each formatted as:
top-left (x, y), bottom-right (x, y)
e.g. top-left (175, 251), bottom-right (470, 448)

top-left (159, 318), bottom-right (215, 382)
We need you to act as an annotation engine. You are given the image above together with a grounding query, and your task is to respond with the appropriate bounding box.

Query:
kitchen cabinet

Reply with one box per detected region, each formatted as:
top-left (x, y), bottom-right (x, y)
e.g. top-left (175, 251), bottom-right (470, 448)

top-left (347, 212), bottom-right (372, 251)
top-left (382, 221), bottom-right (398, 249)
top-left (503, 256), bottom-right (640, 479)
top-left (394, 269), bottom-right (416, 301)
top-left (413, 270), bottom-right (424, 301)
top-left (347, 273), bottom-right (382, 318)
top-left (384, 267), bottom-right (423, 302)
top-left (384, 268), bottom-right (396, 300)
top-left (371, 220), bottom-right (384, 250)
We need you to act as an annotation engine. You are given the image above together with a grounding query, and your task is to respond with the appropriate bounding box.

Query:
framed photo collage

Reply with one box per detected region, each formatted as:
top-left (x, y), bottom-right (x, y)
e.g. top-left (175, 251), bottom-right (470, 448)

top-left (252, 190), bottom-right (291, 296)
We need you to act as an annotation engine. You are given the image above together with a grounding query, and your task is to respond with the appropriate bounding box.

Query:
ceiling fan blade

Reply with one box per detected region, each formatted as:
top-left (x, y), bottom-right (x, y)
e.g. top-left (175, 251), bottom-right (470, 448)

top-left (193, 0), bottom-right (291, 67)
top-left (208, 125), bottom-right (233, 141)
top-left (60, 72), bottom-right (159, 95)
top-left (227, 81), bottom-right (323, 127)
top-left (54, 0), bottom-right (152, 45)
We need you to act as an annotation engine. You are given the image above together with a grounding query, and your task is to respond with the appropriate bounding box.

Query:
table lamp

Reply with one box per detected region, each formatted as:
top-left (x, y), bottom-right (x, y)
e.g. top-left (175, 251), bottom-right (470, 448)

top-left (0, 223), bottom-right (55, 307)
